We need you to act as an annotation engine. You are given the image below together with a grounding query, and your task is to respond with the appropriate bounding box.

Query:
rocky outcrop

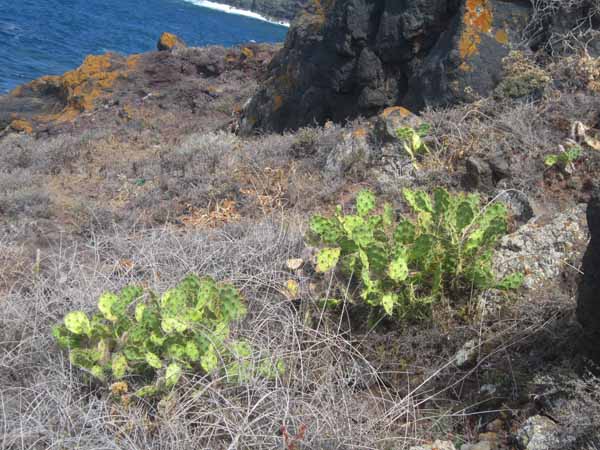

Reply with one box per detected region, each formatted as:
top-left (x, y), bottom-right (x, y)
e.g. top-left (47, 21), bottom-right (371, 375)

top-left (240, 0), bottom-right (532, 133)
top-left (577, 185), bottom-right (600, 361)
top-left (0, 41), bottom-right (278, 134)
top-left (492, 204), bottom-right (588, 290)
top-left (157, 32), bottom-right (187, 51)
top-left (0, 52), bottom-right (142, 131)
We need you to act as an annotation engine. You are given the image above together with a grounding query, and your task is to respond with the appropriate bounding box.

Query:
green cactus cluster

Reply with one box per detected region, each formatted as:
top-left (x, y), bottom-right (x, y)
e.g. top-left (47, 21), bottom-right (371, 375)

top-left (308, 188), bottom-right (523, 320)
top-left (53, 274), bottom-right (283, 398)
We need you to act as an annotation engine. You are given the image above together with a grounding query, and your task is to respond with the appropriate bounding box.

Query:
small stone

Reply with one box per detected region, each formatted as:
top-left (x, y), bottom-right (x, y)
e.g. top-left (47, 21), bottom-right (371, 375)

top-left (496, 190), bottom-right (535, 225)
top-left (477, 432), bottom-right (498, 448)
top-left (479, 384), bottom-right (498, 396)
top-left (324, 129), bottom-right (374, 176)
top-left (410, 440), bottom-right (456, 450)
top-left (465, 157), bottom-right (493, 190)
top-left (515, 416), bottom-right (562, 450)
top-left (454, 339), bottom-right (478, 369)
top-left (486, 418), bottom-right (504, 432)
top-left (286, 258), bottom-right (304, 271)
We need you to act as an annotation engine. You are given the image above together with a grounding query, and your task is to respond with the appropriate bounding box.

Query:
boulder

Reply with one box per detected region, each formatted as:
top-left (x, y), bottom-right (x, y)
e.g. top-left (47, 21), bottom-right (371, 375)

top-left (373, 106), bottom-right (423, 142)
top-left (514, 416), bottom-right (563, 450)
top-left (240, 0), bottom-right (532, 133)
top-left (492, 204), bottom-right (589, 290)
top-left (157, 32), bottom-right (187, 52)
top-left (324, 127), bottom-right (374, 177)
top-left (577, 185), bottom-right (600, 361)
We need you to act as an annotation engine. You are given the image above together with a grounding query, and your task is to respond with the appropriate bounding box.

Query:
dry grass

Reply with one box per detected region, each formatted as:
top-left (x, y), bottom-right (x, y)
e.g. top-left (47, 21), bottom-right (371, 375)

top-left (526, 0), bottom-right (600, 54)
top-left (1, 213), bottom-right (597, 449)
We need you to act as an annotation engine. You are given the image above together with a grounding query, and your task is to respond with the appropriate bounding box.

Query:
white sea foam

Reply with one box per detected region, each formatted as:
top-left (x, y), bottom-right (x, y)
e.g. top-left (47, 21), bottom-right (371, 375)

top-left (182, 0), bottom-right (290, 27)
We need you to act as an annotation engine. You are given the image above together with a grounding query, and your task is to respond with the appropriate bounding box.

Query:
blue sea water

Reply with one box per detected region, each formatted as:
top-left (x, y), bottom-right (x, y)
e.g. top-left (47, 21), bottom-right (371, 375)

top-left (0, 0), bottom-right (288, 93)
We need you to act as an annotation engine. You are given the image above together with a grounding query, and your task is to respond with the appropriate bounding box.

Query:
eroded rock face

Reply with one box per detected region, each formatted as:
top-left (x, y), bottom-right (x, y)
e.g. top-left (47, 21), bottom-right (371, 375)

top-left (577, 185), bottom-right (600, 361)
top-left (240, 0), bottom-right (532, 133)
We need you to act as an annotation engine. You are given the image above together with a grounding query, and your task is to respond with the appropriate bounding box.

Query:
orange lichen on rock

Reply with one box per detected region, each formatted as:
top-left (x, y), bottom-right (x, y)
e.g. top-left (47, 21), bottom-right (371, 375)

top-left (126, 54), bottom-right (141, 70)
top-left (459, 0), bottom-right (493, 59)
top-left (159, 32), bottom-right (177, 49)
top-left (495, 29), bottom-right (509, 45)
top-left (273, 95), bottom-right (284, 111)
top-left (60, 54), bottom-right (123, 111)
top-left (352, 127), bottom-right (369, 138)
top-left (8, 85), bottom-right (24, 97)
top-left (381, 106), bottom-right (412, 119)
top-left (241, 47), bottom-right (254, 59)
top-left (16, 53), bottom-right (137, 124)
top-left (157, 32), bottom-right (186, 51)
top-left (9, 119), bottom-right (33, 134)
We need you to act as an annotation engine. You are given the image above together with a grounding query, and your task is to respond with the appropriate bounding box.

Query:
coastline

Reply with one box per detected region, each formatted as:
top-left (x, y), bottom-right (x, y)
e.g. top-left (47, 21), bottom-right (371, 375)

top-left (182, 0), bottom-right (290, 27)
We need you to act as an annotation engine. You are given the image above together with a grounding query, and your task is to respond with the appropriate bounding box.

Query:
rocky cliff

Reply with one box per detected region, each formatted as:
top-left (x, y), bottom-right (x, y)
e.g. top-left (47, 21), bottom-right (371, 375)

top-left (239, 0), bottom-right (598, 133)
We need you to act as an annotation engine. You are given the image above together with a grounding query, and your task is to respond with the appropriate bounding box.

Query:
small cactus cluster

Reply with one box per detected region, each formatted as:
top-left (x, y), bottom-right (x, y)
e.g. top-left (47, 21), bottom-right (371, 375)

top-left (308, 188), bottom-right (522, 320)
top-left (53, 274), bottom-right (282, 398)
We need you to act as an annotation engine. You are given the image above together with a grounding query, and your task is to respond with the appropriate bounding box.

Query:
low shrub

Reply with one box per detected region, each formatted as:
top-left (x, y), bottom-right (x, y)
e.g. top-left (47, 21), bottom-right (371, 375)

top-left (308, 189), bottom-right (522, 320)
top-left (53, 274), bottom-right (282, 398)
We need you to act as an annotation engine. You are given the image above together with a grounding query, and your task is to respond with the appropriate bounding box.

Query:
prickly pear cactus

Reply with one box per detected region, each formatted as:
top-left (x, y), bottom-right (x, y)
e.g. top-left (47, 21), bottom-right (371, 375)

top-left (53, 274), bottom-right (283, 399)
top-left (307, 188), bottom-right (522, 321)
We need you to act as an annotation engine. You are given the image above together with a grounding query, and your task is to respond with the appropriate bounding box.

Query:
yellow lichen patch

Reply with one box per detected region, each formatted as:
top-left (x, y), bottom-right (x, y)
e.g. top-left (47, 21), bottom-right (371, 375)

top-left (126, 54), bottom-right (141, 70)
top-left (273, 95), bottom-right (284, 112)
top-left (241, 47), bottom-right (254, 59)
top-left (158, 32), bottom-right (178, 50)
top-left (352, 127), bottom-right (369, 138)
top-left (459, 0), bottom-right (493, 60)
top-left (8, 85), bottom-right (24, 97)
top-left (459, 61), bottom-right (473, 72)
top-left (381, 106), bottom-right (413, 119)
top-left (35, 106), bottom-right (81, 124)
top-left (59, 54), bottom-right (124, 111)
top-left (9, 119), bottom-right (33, 134)
top-left (495, 29), bottom-right (509, 45)
top-left (25, 52), bottom-right (137, 124)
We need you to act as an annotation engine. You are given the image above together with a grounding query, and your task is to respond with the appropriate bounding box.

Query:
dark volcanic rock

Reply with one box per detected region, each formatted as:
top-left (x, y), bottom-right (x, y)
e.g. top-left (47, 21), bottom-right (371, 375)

top-left (577, 185), bottom-right (600, 361)
top-left (240, 0), bottom-right (532, 133)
